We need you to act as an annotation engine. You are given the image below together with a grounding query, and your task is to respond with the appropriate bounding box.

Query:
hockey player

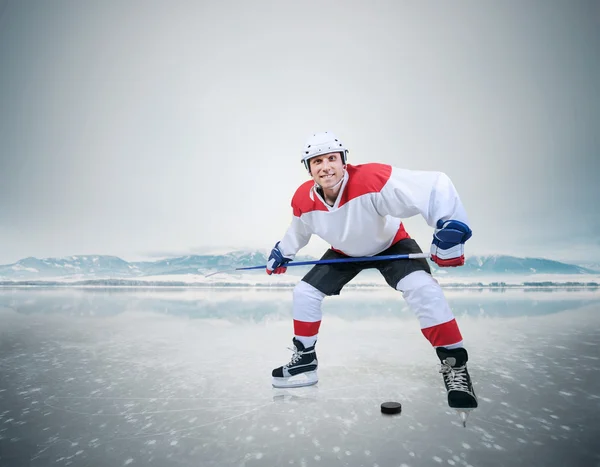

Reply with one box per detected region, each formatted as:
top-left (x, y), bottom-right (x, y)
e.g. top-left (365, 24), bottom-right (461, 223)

top-left (267, 131), bottom-right (477, 413)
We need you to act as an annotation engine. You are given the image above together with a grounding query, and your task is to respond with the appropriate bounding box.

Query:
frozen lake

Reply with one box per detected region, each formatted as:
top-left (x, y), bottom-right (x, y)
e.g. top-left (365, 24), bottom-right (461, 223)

top-left (1, 287), bottom-right (599, 467)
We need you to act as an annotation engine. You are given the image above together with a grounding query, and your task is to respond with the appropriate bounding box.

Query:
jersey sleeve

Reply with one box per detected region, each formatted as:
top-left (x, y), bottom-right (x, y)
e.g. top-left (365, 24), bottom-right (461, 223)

top-left (375, 167), bottom-right (469, 228)
top-left (277, 215), bottom-right (312, 259)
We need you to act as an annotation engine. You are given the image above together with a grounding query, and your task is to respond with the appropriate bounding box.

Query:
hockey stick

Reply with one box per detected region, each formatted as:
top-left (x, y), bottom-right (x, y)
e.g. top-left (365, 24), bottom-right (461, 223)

top-left (204, 252), bottom-right (430, 277)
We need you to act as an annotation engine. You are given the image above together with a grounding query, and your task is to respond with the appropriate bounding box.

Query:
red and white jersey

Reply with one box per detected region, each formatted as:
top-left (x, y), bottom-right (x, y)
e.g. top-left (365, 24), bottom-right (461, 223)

top-left (279, 163), bottom-right (469, 258)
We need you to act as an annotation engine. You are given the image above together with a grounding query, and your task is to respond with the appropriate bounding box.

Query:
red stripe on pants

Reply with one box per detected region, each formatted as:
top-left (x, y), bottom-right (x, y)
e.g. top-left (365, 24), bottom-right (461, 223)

top-left (421, 318), bottom-right (463, 347)
top-left (294, 320), bottom-right (321, 337)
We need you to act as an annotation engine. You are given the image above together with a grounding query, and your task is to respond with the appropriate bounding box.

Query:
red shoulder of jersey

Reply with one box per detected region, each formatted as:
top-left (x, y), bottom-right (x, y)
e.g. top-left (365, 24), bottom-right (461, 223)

top-left (338, 163), bottom-right (392, 207)
top-left (291, 180), bottom-right (328, 217)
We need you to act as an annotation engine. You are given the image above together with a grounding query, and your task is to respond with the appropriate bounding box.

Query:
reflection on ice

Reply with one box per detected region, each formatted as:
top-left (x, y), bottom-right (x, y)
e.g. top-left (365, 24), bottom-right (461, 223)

top-left (1, 287), bottom-right (599, 320)
top-left (0, 288), bottom-right (599, 466)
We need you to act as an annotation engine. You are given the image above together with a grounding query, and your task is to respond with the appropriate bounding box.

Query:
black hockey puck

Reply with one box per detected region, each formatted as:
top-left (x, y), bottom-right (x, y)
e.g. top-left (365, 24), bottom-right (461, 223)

top-left (380, 401), bottom-right (402, 415)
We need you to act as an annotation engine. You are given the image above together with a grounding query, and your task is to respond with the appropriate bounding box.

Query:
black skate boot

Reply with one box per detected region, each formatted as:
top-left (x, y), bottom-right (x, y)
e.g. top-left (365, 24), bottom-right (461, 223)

top-left (272, 338), bottom-right (318, 388)
top-left (436, 347), bottom-right (478, 426)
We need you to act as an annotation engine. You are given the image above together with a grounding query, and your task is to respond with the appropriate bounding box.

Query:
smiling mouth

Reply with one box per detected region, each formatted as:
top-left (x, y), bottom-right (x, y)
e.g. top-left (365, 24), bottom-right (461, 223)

top-left (321, 174), bottom-right (334, 179)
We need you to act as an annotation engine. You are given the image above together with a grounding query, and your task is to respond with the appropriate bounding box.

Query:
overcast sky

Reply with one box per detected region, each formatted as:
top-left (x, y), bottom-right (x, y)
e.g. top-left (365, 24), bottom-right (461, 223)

top-left (0, 0), bottom-right (599, 265)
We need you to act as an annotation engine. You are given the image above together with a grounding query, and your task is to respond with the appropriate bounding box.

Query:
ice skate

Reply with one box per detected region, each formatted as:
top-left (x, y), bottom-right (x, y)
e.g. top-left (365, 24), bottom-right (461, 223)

top-left (272, 338), bottom-right (318, 388)
top-left (436, 346), bottom-right (478, 426)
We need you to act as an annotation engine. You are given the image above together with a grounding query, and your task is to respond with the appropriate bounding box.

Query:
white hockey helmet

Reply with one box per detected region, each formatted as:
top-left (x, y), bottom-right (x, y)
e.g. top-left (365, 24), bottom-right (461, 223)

top-left (301, 131), bottom-right (348, 172)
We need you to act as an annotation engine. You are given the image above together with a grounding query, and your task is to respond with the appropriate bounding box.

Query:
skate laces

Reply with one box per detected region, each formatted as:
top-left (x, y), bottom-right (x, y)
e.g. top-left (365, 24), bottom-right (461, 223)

top-left (439, 361), bottom-right (469, 391)
top-left (284, 346), bottom-right (303, 367)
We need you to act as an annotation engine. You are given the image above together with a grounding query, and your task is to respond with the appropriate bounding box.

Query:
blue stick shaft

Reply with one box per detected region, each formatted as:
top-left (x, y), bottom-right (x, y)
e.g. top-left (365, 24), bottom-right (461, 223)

top-left (235, 253), bottom-right (430, 271)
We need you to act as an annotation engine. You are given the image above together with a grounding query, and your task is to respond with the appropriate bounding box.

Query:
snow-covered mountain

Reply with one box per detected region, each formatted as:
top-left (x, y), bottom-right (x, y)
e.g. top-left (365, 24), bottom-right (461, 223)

top-left (131, 251), bottom-right (272, 277)
top-left (576, 261), bottom-right (600, 273)
top-left (430, 255), bottom-right (595, 276)
top-left (0, 251), bottom-right (310, 280)
top-left (0, 252), bottom-right (597, 282)
top-left (0, 255), bottom-right (141, 280)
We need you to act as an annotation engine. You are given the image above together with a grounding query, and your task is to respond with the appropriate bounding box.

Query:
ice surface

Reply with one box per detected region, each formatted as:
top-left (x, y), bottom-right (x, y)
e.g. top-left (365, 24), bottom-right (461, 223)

top-left (0, 288), bottom-right (599, 466)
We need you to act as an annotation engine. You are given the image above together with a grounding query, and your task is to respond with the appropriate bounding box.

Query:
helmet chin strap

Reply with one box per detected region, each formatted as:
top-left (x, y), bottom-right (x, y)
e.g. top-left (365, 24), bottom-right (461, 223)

top-left (314, 168), bottom-right (346, 190)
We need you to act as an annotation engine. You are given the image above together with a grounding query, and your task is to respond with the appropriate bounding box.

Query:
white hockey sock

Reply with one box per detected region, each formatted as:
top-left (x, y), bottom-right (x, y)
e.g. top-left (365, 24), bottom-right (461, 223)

top-left (397, 270), bottom-right (463, 348)
top-left (295, 335), bottom-right (318, 348)
top-left (292, 281), bottom-right (325, 345)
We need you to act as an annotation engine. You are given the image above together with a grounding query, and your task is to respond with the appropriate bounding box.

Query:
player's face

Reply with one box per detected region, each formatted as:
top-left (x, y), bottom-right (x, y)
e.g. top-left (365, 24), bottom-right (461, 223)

top-left (309, 152), bottom-right (345, 189)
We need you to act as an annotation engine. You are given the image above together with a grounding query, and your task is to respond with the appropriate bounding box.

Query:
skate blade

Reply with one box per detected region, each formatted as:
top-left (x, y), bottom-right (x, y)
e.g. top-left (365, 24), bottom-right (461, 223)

top-left (456, 409), bottom-right (474, 427)
top-left (272, 371), bottom-right (318, 389)
top-left (273, 386), bottom-right (319, 403)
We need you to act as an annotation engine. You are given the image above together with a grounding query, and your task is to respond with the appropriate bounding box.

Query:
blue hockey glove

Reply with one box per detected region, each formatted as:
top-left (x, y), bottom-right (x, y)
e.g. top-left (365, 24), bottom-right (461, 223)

top-left (430, 219), bottom-right (472, 267)
top-left (266, 241), bottom-right (292, 275)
